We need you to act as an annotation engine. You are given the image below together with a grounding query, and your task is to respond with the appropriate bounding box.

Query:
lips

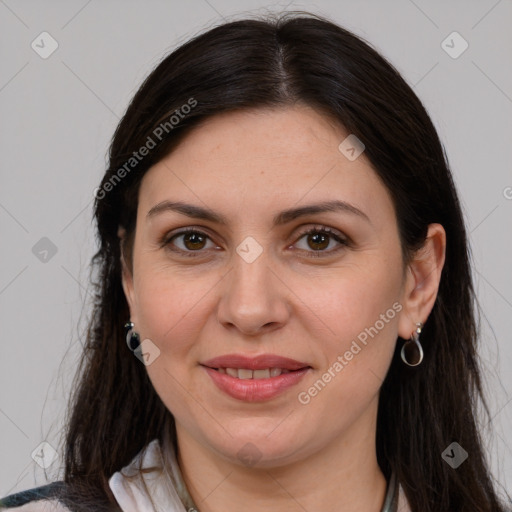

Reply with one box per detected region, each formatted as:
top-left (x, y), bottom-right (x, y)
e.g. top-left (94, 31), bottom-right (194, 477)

top-left (201, 354), bottom-right (311, 402)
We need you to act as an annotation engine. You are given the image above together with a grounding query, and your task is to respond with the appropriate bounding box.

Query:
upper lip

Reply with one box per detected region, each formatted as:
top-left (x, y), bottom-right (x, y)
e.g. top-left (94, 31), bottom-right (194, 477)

top-left (201, 354), bottom-right (311, 371)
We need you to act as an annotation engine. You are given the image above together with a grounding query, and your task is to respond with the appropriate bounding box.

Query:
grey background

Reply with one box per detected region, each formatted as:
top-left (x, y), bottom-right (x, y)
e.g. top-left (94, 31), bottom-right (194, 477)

top-left (1, 0), bottom-right (511, 500)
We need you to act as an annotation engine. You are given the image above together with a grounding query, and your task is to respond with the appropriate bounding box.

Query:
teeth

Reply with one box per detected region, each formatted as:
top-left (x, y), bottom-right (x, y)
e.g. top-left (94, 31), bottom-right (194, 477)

top-left (226, 368), bottom-right (238, 377)
top-left (238, 369), bottom-right (253, 380)
top-left (270, 368), bottom-right (282, 377)
top-left (253, 369), bottom-right (270, 379)
top-left (221, 368), bottom-right (287, 379)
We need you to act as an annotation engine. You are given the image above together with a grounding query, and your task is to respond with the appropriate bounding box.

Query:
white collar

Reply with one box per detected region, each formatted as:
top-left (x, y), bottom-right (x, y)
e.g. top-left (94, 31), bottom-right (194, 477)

top-left (108, 438), bottom-right (191, 512)
top-left (108, 439), bottom-right (410, 512)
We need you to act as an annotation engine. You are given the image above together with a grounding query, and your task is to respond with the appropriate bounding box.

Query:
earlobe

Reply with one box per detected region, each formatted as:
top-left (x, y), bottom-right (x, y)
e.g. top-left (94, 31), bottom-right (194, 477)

top-left (398, 223), bottom-right (446, 339)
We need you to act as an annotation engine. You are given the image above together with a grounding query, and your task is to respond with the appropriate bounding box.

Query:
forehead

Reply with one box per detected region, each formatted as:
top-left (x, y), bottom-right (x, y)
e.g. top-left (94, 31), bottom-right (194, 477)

top-left (166, 105), bottom-right (348, 172)
top-left (138, 106), bottom-right (395, 225)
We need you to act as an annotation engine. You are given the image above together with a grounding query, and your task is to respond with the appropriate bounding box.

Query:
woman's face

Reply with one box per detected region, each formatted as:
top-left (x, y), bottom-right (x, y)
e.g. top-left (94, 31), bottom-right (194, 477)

top-left (122, 105), bottom-right (417, 467)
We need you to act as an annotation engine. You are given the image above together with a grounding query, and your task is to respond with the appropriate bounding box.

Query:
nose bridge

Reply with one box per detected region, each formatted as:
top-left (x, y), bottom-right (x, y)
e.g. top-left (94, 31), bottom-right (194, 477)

top-left (233, 246), bottom-right (271, 296)
top-left (217, 240), bottom-right (289, 334)
top-left (230, 245), bottom-right (274, 310)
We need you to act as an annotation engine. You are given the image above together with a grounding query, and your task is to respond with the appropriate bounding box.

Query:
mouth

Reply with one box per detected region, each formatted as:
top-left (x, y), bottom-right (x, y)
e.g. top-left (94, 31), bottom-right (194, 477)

top-left (201, 354), bottom-right (312, 401)
top-left (213, 367), bottom-right (296, 379)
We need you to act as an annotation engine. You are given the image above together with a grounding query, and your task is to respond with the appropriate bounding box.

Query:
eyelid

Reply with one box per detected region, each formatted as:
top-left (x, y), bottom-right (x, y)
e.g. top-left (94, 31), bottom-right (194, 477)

top-left (293, 224), bottom-right (347, 242)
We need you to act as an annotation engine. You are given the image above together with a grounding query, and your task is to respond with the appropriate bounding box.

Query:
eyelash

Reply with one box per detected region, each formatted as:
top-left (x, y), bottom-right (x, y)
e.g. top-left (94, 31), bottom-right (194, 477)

top-left (161, 225), bottom-right (349, 259)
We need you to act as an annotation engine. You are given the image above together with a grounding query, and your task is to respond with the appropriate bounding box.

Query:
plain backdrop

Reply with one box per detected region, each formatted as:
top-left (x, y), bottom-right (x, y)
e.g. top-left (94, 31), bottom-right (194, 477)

top-left (1, 0), bottom-right (511, 501)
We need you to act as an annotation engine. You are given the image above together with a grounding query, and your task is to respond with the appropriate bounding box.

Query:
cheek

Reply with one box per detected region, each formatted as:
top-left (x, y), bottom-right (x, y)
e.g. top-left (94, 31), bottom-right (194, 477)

top-left (295, 270), bottom-right (401, 423)
top-left (132, 264), bottom-right (220, 352)
top-left (132, 268), bottom-right (215, 414)
top-left (304, 262), bottom-right (402, 341)
top-left (298, 264), bottom-right (403, 404)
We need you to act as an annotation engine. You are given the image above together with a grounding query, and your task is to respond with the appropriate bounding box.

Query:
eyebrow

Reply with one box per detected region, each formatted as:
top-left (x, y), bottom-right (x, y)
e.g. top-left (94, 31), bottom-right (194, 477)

top-left (146, 199), bottom-right (371, 225)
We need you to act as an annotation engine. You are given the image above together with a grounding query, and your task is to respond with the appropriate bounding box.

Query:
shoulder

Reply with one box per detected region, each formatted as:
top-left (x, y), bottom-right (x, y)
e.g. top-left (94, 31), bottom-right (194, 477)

top-left (0, 483), bottom-right (71, 511)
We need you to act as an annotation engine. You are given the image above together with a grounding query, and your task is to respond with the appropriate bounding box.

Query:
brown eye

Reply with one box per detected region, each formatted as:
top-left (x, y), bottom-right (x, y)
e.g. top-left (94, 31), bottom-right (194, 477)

top-left (307, 232), bottom-right (330, 251)
top-left (182, 232), bottom-right (207, 250)
top-left (293, 226), bottom-right (348, 257)
top-left (164, 229), bottom-right (217, 255)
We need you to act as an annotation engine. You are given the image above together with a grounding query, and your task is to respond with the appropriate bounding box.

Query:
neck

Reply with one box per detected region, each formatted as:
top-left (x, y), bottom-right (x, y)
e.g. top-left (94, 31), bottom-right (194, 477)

top-left (174, 398), bottom-right (388, 512)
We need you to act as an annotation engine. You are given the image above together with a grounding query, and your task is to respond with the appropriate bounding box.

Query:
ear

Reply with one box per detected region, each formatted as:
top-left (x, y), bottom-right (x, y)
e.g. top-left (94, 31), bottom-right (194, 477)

top-left (118, 226), bottom-right (136, 318)
top-left (398, 223), bottom-right (446, 339)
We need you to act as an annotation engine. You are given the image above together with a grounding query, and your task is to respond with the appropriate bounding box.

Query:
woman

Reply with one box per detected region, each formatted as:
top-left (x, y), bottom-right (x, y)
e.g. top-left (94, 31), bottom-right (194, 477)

top-left (1, 12), bottom-right (509, 512)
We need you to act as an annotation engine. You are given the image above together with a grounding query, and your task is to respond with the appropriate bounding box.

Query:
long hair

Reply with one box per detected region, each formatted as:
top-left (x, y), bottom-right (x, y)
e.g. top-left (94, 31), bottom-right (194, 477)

top-left (62, 12), bottom-right (509, 511)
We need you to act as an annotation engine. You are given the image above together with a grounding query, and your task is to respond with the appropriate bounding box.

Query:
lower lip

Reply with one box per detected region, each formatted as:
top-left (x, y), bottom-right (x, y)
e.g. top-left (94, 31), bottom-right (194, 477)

top-left (203, 366), bottom-right (310, 402)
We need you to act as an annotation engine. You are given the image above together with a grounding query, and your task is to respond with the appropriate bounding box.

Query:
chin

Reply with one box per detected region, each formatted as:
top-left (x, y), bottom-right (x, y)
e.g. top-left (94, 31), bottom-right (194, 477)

top-left (205, 426), bottom-right (313, 469)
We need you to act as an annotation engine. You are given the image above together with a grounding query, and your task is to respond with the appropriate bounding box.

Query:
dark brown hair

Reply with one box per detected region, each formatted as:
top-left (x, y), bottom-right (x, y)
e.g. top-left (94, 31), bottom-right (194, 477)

top-left (61, 12), bottom-right (510, 511)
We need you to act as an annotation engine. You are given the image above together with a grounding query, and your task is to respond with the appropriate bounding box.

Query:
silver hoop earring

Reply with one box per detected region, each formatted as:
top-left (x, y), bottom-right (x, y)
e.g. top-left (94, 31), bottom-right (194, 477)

top-left (124, 321), bottom-right (141, 351)
top-left (401, 322), bottom-right (424, 367)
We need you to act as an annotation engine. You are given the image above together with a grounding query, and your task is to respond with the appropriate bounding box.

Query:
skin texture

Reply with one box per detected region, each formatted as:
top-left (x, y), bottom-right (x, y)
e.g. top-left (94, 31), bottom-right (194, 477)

top-left (121, 105), bottom-right (446, 511)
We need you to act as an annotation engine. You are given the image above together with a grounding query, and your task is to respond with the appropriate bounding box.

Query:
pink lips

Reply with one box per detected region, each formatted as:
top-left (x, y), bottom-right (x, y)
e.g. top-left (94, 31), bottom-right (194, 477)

top-left (201, 354), bottom-right (311, 402)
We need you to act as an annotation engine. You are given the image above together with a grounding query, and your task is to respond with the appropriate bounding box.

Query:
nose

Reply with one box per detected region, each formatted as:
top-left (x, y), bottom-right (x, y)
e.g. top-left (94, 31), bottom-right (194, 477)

top-left (216, 249), bottom-right (291, 337)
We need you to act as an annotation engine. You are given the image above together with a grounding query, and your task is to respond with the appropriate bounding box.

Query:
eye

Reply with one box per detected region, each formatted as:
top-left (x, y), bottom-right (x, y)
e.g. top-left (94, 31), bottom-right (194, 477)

top-left (163, 228), bottom-right (218, 256)
top-left (292, 226), bottom-right (349, 257)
